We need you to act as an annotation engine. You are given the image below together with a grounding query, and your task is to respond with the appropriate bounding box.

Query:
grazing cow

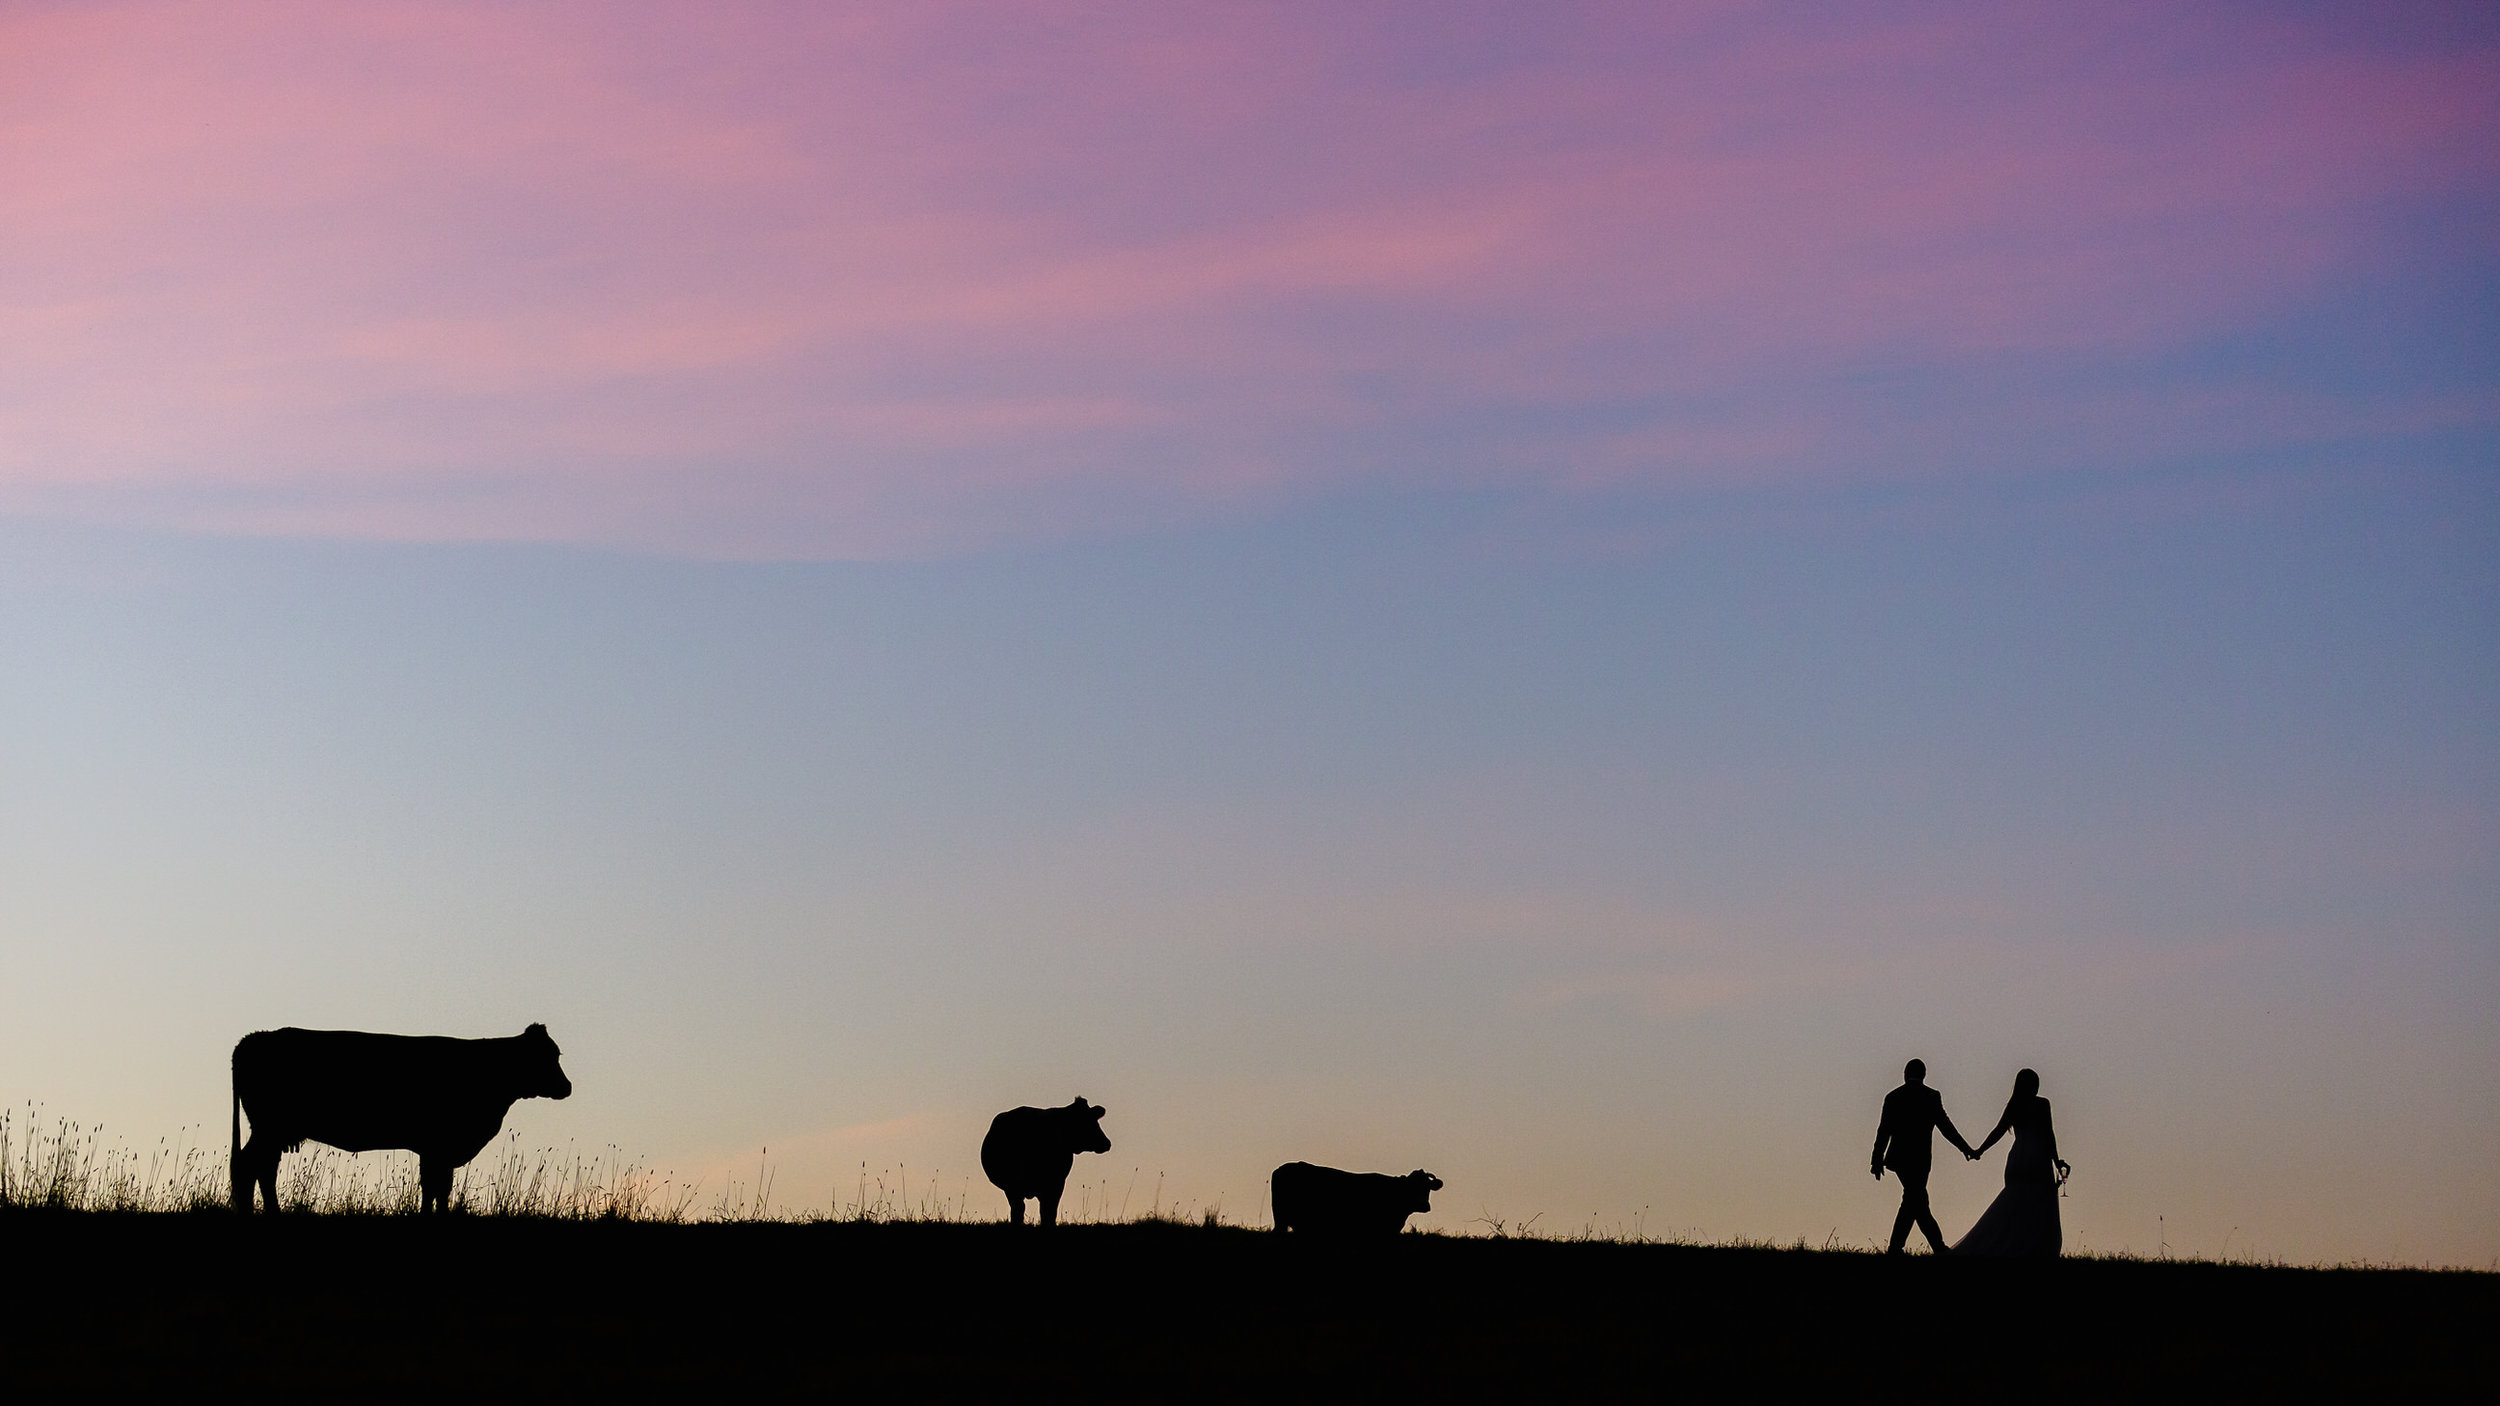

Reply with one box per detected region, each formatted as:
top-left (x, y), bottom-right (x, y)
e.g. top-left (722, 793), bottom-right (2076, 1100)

top-left (231, 1023), bottom-right (573, 1214)
top-left (980, 1097), bottom-right (1111, 1226)
top-left (1271, 1162), bottom-right (1443, 1235)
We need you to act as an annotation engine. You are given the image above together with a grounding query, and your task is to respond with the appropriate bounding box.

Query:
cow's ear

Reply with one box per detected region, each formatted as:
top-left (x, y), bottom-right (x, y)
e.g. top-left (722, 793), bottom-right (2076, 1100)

top-left (526, 1023), bottom-right (548, 1037)
top-left (1088, 1104), bottom-right (1107, 1121)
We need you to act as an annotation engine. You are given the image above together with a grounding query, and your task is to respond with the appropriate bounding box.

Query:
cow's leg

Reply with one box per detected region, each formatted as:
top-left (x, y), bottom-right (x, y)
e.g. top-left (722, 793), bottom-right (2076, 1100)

top-left (231, 1135), bottom-right (255, 1213)
top-left (1005, 1193), bottom-right (1026, 1225)
top-left (1039, 1184), bottom-right (1062, 1228)
top-left (252, 1140), bottom-right (281, 1214)
top-left (420, 1156), bottom-right (454, 1215)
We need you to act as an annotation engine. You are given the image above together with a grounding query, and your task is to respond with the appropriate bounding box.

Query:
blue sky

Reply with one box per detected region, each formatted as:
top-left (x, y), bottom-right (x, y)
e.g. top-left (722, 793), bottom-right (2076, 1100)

top-left (5, 459), bottom-right (2492, 1259)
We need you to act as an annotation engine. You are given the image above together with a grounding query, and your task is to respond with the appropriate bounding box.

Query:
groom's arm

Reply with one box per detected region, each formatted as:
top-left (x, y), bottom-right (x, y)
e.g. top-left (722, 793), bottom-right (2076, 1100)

top-left (1936, 1109), bottom-right (1976, 1158)
top-left (1870, 1117), bottom-right (1892, 1176)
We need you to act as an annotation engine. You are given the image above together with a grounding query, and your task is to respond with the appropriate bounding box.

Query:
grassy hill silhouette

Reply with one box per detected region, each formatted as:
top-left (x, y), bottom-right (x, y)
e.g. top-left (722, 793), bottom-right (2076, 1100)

top-left (3, 1211), bottom-right (2489, 1395)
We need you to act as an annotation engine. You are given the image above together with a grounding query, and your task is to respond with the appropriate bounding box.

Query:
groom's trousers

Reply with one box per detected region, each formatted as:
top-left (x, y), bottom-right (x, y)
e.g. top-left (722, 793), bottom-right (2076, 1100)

top-left (1888, 1167), bottom-right (1947, 1254)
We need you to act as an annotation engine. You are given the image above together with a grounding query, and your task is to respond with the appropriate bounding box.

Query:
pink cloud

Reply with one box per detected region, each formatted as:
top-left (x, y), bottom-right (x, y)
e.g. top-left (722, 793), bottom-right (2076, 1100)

top-left (1, 1), bottom-right (2492, 556)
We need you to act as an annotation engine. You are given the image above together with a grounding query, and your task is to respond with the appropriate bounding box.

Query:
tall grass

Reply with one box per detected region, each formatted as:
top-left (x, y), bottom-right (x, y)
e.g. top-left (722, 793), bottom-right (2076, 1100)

top-left (0, 1104), bottom-right (693, 1220)
top-left (0, 1105), bottom-right (225, 1213)
top-left (1, 1107), bottom-right (1250, 1229)
top-left (14, 1106), bottom-right (2463, 1266)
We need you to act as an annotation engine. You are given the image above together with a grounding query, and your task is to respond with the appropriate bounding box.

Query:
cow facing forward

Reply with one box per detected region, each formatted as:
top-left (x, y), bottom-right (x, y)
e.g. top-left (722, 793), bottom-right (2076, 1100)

top-left (231, 1024), bottom-right (573, 1214)
top-left (1271, 1162), bottom-right (1443, 1235)
top-left (980, 1097), bottom-right (1111, 1226)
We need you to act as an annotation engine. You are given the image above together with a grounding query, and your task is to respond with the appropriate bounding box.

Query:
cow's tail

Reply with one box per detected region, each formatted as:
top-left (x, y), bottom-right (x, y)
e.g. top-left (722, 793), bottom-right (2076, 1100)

top-left (229, 1053), bottom-right (245, 1213)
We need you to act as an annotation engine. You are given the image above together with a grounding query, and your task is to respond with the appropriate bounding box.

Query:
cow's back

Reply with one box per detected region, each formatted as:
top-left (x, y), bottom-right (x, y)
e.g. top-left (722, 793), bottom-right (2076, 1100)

top-left (1273, 1162), bottom-right (1429, 1234)
top-left (980, 1106), bottom-right (1064, 1193)
top-left (234, 1028), bottom-right (510, 1155)
top-left (1271, 1161), bottom-right (1351, 1231)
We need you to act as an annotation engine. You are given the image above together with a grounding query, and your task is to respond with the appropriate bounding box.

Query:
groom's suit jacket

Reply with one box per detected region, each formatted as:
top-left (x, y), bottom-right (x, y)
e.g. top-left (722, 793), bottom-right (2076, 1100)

top-left (1872, 1083), bottom-right (1966, 1177)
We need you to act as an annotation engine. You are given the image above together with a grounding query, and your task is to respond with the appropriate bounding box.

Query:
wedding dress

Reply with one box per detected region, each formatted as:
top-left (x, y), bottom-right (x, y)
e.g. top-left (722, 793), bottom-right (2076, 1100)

top-left (1952, 1093), bottom-right (2062, 1257)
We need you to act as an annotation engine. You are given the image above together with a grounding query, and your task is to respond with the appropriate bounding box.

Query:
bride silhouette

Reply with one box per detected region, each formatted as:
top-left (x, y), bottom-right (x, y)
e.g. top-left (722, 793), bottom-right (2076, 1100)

top-left (1953, 1068), bottom-right (2069, 1257)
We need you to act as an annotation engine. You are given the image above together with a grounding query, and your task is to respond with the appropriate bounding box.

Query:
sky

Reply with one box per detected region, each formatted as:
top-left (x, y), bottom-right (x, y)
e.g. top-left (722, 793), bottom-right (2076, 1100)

top-left (2, 1), bottom-right (2496, 1263)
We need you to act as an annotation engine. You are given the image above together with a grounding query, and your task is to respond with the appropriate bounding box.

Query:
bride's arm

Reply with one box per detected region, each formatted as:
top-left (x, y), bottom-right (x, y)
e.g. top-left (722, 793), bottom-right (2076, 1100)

top-left (1973, 1106), bottom-right (2014, 1155)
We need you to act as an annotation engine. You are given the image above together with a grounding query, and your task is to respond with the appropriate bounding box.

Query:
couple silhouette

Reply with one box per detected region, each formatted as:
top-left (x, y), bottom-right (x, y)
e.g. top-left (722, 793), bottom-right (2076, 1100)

top-left (1870, 1059), bottom-right (2069, 1257)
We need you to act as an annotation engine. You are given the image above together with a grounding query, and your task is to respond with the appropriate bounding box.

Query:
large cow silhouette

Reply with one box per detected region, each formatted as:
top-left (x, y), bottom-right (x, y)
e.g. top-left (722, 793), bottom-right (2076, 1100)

top-left (980, 1097), bottom-right (1110, 1226)
top-left (231, 1024), bottom-right (573, 1214)
top-left (1271, 1162), bottom-right (1442, 1235)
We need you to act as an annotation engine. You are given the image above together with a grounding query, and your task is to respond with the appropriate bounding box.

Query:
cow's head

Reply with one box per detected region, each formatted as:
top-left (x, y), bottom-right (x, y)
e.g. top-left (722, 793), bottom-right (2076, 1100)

top-left (516, 1023), bottom-right (573, 1100)
top-left (1063, 1097), bottom-right (1111, 1155)
top-left (1403, 1170), bottom-right (1443, 1213)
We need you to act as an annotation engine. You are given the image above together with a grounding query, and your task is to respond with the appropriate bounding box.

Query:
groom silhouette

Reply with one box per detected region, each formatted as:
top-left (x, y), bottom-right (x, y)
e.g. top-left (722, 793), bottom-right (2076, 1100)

top-left (1871, 1058), bottom-right (1977, 1254)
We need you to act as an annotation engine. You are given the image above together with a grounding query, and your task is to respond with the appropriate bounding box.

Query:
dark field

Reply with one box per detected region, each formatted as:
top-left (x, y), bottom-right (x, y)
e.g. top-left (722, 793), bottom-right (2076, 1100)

top-left (3, 1213), bottom-right (2489, 1398)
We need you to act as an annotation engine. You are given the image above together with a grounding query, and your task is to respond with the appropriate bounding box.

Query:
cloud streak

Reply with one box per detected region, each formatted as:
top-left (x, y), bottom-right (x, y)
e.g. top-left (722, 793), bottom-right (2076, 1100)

top-left (4, 1), bottom-right (2493, 555)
